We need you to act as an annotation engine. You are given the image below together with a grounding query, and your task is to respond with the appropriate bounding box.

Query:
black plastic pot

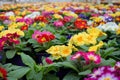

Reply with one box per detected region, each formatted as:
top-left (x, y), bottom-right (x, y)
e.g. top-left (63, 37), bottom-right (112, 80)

top-left (6, 55), bottom-right (25, 66)
top-left (35, 52), bottom-right (50, 64)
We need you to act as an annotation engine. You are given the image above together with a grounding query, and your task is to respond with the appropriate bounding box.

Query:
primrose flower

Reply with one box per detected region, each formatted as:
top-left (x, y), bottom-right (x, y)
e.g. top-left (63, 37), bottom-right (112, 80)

top-left (53, 20), bottom-right (64, 27)
top-left (60, 45), bottom-right (72, 57)
top-left (5, 11), bottom-right (14, 17)
top-left (0, 37), bottom-right (7, 51)
top-left (97, 22), bottom-right (119, 31)
top-left (45, 57), bottom-right (53, 64)
top-left (70, 51), bottom-right (83, 60)
top-left (0, 26), bottom-right (4, 31)
top-left (74, 19), bottom-right (88, 29)
top-left (3, 20), bottom-right (11, 25)
top-left (63, 16), bottom-right (72, 23)
top-left (32, 30), bottom-right (42, 40)
top-left (46, 45), bottom-right (72, 59)
top-left (87, 27), bottom-right (106, 38)
top-left (115, 62), bottom-right (120, 69)
top-left (98, 73), bottom-right (119, 80)
top-left (69, 32), bottom-right (86, 46)
top-left (83, 51), bottom-right (101, 64)
top-left (0, 29), bottom-right (24, 38)
top-left (89, 41), bottom-right (104, 52)
top-left (85, 63), bottom-right (120, 80)
top-left (53, 14), bottom-right (63, 19)
top-left (32, 30), bottom-right (55, 44)
top-left (20, 25), bottom-right (28, 31)
top-left (116, 28), bottom-right (120, 35)
top-left (0, 67), bottom-right (7, 80)
top-left (34, 16), bottom-right (48, 23)
top-left (38, 22), bottom-right (46, 27)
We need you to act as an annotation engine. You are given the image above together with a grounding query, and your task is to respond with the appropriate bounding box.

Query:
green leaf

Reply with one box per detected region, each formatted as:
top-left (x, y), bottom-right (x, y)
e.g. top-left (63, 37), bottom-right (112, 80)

top-left (7, 77), bottom-right (17, 80)
top-left (34, 72), bottom-right (43, 80)
top-left (44, 74), bottom-right (59, 80)
top-left (26, 69), bottom-right (36, 80)
top-left (6, 50), bottom-right (16, 59)
top-left (8, 67), bottom-right (30, 79)
top-left (79, 70), bottom-right (91, 75)
top-left (100, 58), bottom-right (116, 66)
top-left (20, 53), bottom-right (36, 68)
top-left (63, 72), bottom-right (80, 80)
top-left (22, 47), bottom-right (31, 52)
top-left (110, 50), bottom-right (120, 56)
top-left (28, 39), bottom-right (37, 44)
top-left (103, 47), bottom-right (116, 58)
top-left (59, 62), bottom-right (79, 72)
top-left (3, 64), bottom-right (22, 72)
top-left (79, 45), bottom-right (88, 51)
top-left (97, 35), bottom-right (107, 41)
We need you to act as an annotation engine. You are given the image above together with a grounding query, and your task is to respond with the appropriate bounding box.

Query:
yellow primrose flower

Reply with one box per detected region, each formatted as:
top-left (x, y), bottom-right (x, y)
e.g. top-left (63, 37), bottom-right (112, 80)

top-left (68, 43), bottom-right (78, 51)
top-left (72, 33), bottom-right (85, 46)
top-left (15, 16), bottom-right (22, 19)
top-left (32, 23), bottom-right (37, 27)
top-left (89, 41), bottom-right (104, 52)
top-left (116, 28), bottom-right (120, 35)
top-left (53, 14), bottom-right (63, 19)
top-left (109, 13), bottom-right (116, 17)
top-left (17, 22), bottom-right (25, 27)
top-left (8, 22), bottom-right (18, 29)
top-left (21, 11), bottom-right (27, 16)
top-left (0, 26), bottom-right (4, 31)
top-left (92, 17), bottom-right (103, 23)
top-left (89, 45), bottom-right (98, 52)
top-left (46, 45), bottom-right (60, 55)
top-left (0, 29), bottom-right (24, 38)
top-left (9, 16), bottom-right (16, 21)
top-left (84, 34), bottom-right (97, 45)
top-left (52, 53), bottom-right (61, 60)
top-left (115, 12), bottom-right (120, 17)
top-left (87, 27), bottom-right (106, 38)
top-left (63, 11), bottom-right (78, 18)
top-left (97, 41), bottom-right (104, 48)
top-left (46, 45), bottom-right (72, 59)
top-left (38, 22), bottom-right (46, 27)
top-left (60, 45), bottom-right (72, 57)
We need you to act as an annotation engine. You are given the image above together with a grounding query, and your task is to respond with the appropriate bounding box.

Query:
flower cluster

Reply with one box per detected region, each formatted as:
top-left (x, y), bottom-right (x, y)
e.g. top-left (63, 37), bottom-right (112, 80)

top-left (46, 45), bottom-right (72, 59)
top-left (71, 51), bottom-right (101, 64)
top-left (0, 29), bottom-right (24, 38)
top-left (68, 27), bottom-right (106, 52)
top-left (32, 30), bottom-right (55, 44)
top-left (0, 32), bottom-right (20, 51)
top-left (74, 18), bottom-right (88, 29)
top-left (0, 67), bottom-right (7, 80)
top-left (84, 62), bottom-right (120, 80)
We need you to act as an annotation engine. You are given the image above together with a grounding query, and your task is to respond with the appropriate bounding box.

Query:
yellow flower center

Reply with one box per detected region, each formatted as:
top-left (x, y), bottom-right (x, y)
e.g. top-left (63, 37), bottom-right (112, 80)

top-left (63, 49), bottom-right (70, 54)
top-left (77, 36), bottom-right (83, 41)
top-left (89, 55), bottom-right (96, 61)
top-left (104, 77), bottom-right (111, 80)
top-left (41, 37), bottom-right (46, 42)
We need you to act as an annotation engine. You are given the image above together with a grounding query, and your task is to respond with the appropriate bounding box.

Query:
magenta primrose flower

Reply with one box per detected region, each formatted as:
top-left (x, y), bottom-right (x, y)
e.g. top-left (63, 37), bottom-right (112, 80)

top-left (70, 51), bottom-right (83, 60)
top-left (83, 51), bottom-right (101, 64)
top-left (32, 30), bottom-right (42, 40)
top-left (115, 61), bottom-right (120, 69)
top-left (84, 64), bottom-right (120, 80)
top-left (98, 73), bottom-right (119, 80)
top-left (71, 51), bottom-right (101, 64)
top-left (45, 57), bottom-right (53, 64)
top-left (53, 20), bottom-right (64, 27)
top-left (16, 18), bottom-right (34, 25)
